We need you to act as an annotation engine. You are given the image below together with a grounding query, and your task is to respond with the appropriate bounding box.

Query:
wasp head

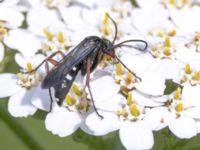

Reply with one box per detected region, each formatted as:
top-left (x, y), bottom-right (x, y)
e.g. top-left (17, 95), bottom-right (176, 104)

top-left (102, 38), bottom-right (115, 56)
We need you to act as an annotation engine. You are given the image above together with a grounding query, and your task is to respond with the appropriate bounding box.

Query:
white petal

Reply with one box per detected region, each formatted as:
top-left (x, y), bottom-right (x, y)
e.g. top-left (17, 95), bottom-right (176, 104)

top-left (8, 88), bottom-right (37, 117)
top-left (132, 91), bottom-right (164, 107)
top-left (175, 46), bottom-right (200, 65)
top-left (0, 42), bottom-right (4, 62)
top-left (119, 121), bottom-right (154, 150)
top-left (15, 53), bottom-right (45, 70)
top-left (31, 86), bottom-right (51, 111)
top-left (152, 59), bottom-right (184, 80)
top-left (170, 7), bottom-right (200, 33)
top-left (80, 7), bottom-right (103, 26)
top-left (88, 76), bottom-right (119, 103)
top-left (0, 73), bottom-right (21, 98)
top-left (21, 0), bottom-right (40, 8)
top-left (92, 68), bottom-right (113, 79)
top-left (132, 6), bottom-right (169, 33)
top-left (182, 85), bottom-right (200, 107)
top-left (75, 0), bottom-right (114, 8)
top-left (4, 29), bottom-right (41, 57)
top-left (136, 0), bottom-right (161, 8)
top-left (96, 94), bottom-right (125, 111)
top-left (134, 73), bottom-right (166, 96)
top-left (45, 105), bottom-right (82, 137)
top-left (120, 53), bottom-right (154, 74)
top-left (0, 0), bottom-right (19, 6)
top-left (58, 6), bottom-right (89, 30)
top-left (27, 6), bottom-right (64, 29)
top-left (182, 107), bottom-right (200, 119)
top-left (169, 116), bottom-right (197, 139)
top-left (144, 107), bottom-right (173, 131)
top-left (0, 7), bottom-right (24, 28)
top-left (85, 110), bottom-right (120, 136)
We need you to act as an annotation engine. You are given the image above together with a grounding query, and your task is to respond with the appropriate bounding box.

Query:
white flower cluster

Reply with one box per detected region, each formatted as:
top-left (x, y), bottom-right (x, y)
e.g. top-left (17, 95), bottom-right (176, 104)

top-left (1, 0), bottom-right (200, 149)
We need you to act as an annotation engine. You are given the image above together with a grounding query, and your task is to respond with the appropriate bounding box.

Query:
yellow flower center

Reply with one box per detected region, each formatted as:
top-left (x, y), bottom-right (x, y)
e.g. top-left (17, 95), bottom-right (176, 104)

top-left (117, 108), bottom-right (128, 118)
top-left (185, 64), bottom-right (191, 74)
top-left (102, 13), bottom-right (110, 36)
top-left (43, 28), bottom-right (54, 41)
top-left (130, 103), bottom-right (140, 117)
top-left (165, 36), bottom-right (171, 47)
top-left (58, 32), bottom-right (65, 43)
top-left (174, 87), bottom-right (181, 100)
top-left (175, 103), bottom-right (183, 112)
top-left (194, 32), bottom-right (200, 42)
top-left (170, 0), bottom-right (176, 5)
top-left (163, 0), bottom-right (190, 8)
top-left (168, 29), bottom-right (177, 37)
top-left (125, 72), bottom-right (134, 85)
top-left (65, 95), bottom-right (76, 106)
top-left (26, 63), bottom-right (33, 72)
top-left (116, 63), bottom-right (123, 76)
top-left (17, 72), bottom-right (42, 89)
top-left (0, 21), bottom-right (7, 41)
top-left (127, 92), bottom-right (133, 106)
top-left (193, 71), bottom-right (200, 81)
top-left (181, 0), bottom-right (189, 5)
top-left (163, 46), bottom-right (171, 56)
top-left (72, 84), bottom-right (83, 96)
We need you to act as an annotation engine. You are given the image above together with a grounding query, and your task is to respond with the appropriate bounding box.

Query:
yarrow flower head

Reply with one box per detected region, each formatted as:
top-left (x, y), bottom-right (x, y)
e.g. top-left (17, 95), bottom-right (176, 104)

top-left (0, 55), bottom-right (52, 117)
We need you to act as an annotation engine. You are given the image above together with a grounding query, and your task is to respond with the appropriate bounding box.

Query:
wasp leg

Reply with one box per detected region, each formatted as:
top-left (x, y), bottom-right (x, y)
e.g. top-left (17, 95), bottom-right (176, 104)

top-left (44, 59), bottom-right (53, 111)
top-left (21, 51), bottom-right (66, 74)
top-left (86, 58), bottom-right (104, 119)
top-left (48, 88), bottom-right (53, 111)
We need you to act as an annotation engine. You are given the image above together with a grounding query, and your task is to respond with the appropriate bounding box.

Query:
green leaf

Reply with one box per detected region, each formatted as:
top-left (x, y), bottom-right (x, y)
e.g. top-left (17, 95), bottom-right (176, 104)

top-left (0, 102), bottom-right (44, 150)
top-left (0, 48), bottom-right (18, 73)
top-left (73, 130), bottom-right (125, 150)
top-left (164, 79), bottom-right (182, 95)
top-left (130, 0), bottom-right (138, 7)
top-left (33, 110), bottom-right (47, 120)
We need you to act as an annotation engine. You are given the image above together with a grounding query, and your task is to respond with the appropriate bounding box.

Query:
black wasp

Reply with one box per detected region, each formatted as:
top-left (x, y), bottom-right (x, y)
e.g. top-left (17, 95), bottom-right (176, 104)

top-left (26, 13), bottom-right (148, 118)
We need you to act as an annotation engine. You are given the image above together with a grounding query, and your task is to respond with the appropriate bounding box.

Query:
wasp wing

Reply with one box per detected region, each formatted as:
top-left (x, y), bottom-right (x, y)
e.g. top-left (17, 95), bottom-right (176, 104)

top-left (42, 36), bottom-right (103, 88)
top-left (53, 65), bottom-right (81, 106)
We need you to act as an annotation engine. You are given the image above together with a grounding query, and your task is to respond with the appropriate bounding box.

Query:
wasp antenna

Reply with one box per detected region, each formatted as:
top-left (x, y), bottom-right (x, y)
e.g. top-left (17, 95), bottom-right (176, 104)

top-left (115, 56), bottom-right (141, 81)
top-left (113, 39), bottom-right (148, 51)
top-left (105, 13), bottom-right (118, 45)
top-left (48, 88), bottom-right (53, 111)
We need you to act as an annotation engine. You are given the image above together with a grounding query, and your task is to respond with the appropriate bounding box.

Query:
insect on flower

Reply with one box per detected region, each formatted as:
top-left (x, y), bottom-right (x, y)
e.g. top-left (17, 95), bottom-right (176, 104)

top-left (23, 13), bottom-right (148, 118)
